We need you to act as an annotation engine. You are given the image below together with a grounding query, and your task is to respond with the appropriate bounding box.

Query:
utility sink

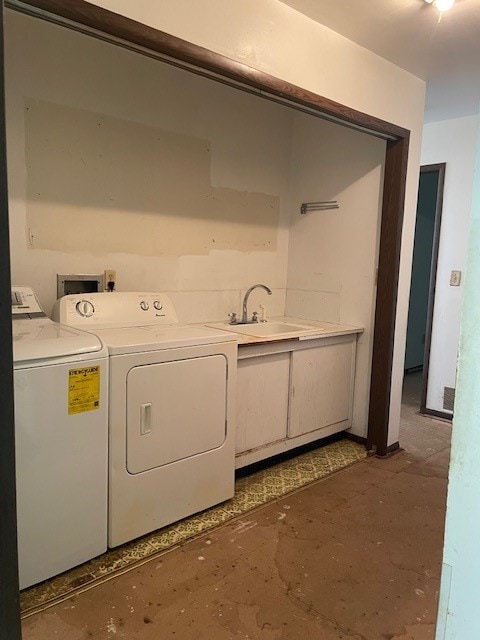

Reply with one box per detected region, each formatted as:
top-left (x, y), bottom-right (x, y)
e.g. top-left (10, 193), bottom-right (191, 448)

top-left (212, 321), bottom-right (325, 338)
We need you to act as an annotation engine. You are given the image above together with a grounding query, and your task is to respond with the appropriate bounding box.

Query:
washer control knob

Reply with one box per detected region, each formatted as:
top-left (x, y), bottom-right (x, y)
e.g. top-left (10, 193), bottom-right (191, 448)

top-left (75, 300), bottom-right (94, 318)
top-left (153, 300), bottom-right (163, 311)
top-left (140, 301), bottom-right (149, 311)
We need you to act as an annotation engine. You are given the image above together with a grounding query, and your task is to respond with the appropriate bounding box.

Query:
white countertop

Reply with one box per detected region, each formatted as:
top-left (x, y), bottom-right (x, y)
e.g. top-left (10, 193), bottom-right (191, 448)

top-left (205, 316), bottom-right (363, 346)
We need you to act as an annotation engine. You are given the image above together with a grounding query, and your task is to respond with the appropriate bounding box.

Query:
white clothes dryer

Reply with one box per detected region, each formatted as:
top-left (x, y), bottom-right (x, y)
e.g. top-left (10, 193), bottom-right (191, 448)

top-left (12, 286), bottom-right (108, 589)
top-left (53, 292), bottom-right (237, 547)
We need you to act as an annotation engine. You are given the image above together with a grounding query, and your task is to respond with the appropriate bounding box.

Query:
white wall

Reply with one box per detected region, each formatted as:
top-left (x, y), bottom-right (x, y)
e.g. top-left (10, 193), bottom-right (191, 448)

top-left (85, 0), bottom-right (426, 447)
top-left (434, 109), bottom-right (480, 640)
top-left (5, 10), bottom-right (293, 320)
top-left (421, 115), bottom-right (480, 414)
top-left (85, 0), bottom-right (426, 126)
top-left (286, 115), bottom-right (385, 437)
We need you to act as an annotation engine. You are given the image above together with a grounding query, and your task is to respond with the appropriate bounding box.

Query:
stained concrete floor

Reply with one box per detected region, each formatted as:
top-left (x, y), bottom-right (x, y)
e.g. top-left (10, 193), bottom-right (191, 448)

top-left (22, 372), bottom-right (451, 640)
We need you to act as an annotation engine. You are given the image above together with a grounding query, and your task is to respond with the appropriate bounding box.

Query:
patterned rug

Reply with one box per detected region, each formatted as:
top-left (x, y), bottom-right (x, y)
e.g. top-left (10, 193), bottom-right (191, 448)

top-left (20, 439), bottom-right (366, 616)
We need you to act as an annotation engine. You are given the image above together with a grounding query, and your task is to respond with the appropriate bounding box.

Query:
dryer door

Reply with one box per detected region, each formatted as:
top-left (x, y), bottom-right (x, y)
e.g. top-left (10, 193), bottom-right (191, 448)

top-left (126, 354), bottom-right (227, 474)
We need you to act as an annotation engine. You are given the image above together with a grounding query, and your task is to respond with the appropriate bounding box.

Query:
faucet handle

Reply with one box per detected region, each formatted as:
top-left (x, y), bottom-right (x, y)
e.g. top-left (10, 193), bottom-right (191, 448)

top-left (228, 312), bottom-right (237, 325)
top-left (251, 311), bottom-right (258, 322)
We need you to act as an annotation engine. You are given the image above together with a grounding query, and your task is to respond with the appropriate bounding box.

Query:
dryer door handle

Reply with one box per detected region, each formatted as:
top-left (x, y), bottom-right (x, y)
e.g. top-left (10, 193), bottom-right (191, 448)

top-left (140, 403), bottom-right (152, 435)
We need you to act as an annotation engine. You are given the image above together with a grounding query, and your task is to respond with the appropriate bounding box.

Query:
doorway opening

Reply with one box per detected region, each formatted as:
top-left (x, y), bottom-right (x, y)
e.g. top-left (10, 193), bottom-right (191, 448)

top-left (404, 163), bottom-right (447, 416)
top-left (1, 3), bottom-right (412, 635)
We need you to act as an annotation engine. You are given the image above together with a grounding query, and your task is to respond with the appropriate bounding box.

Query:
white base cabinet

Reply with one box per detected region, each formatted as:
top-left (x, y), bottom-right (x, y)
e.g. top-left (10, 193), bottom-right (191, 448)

top-left (235, 334), bottom-right (357, 469)
top-left (236, 352), bottom-right (290, 454)
top-left (289, 341), bottom-right (354, 438)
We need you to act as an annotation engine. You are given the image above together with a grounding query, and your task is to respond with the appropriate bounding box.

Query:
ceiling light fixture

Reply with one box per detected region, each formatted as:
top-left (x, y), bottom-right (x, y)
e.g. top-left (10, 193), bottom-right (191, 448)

top-left (425, 0), bottom-right (456, 11)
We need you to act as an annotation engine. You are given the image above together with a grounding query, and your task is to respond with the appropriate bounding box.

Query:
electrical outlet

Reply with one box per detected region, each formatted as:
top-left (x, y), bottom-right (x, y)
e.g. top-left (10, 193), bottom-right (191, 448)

top-left (450, 270), bottom-right (461, 287)
top-left (104, 269), bottom-right (116, 291)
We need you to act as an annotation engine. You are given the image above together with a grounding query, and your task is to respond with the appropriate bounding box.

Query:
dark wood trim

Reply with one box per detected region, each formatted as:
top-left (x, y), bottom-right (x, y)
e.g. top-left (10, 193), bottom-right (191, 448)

top-left (344, 432), bottom-right (368, 446)
top-left (0, 3), bottom-right (22, 638)
top-left (420, 407), bottom-right (453, 422)
top-left (418, 163), bottom-right (447, 415)
top-left (9, 0), bottom-right (409, 142)
top-left (377, 442), bottom-right (401, 457)
top-left (367, 136), bottom-right (410, 456)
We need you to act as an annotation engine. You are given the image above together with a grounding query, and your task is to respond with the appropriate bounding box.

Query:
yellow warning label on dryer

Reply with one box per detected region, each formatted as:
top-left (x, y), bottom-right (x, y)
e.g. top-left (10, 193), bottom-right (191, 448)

top-left (68, 365), bottom-right (100, 415)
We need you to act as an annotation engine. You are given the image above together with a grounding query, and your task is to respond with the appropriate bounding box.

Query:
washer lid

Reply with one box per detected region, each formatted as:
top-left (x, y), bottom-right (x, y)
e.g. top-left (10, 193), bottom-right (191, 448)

top-left (94, 324), bottom-right (236, 355)
top-left (12, 318), bottom-right (103, 363)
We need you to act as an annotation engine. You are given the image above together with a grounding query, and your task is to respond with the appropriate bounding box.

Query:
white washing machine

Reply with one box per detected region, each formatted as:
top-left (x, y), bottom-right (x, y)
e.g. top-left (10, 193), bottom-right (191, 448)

top-left (53, 292), bottom-right (237, 547)
top-left (12, 286), bottom-right (108, 589)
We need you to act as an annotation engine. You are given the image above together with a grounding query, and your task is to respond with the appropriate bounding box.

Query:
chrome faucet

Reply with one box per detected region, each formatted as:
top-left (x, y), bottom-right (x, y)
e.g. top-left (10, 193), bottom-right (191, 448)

top-left (240, 284), bottom-right (272, 323)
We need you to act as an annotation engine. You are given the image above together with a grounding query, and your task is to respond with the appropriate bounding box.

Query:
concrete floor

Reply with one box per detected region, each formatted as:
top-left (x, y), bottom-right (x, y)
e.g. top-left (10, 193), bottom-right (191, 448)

top-left (22, 373), bottom-right (451, 640)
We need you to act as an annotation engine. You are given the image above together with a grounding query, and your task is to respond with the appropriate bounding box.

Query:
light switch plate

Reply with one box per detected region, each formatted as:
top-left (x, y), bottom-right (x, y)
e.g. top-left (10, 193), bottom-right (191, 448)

top-left (450, 270), bottom-right (461, 286)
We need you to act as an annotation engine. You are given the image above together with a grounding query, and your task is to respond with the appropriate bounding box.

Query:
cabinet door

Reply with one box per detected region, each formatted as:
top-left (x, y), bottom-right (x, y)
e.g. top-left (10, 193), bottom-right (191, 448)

top-left (288, 341), bottom-right (353, 438)
top-left (236, 353), bottom-right (290, 454)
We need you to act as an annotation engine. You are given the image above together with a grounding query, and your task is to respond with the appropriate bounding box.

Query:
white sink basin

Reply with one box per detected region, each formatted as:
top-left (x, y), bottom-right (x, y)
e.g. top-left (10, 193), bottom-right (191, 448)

top-left (214, 322), bottom-right (325, 338)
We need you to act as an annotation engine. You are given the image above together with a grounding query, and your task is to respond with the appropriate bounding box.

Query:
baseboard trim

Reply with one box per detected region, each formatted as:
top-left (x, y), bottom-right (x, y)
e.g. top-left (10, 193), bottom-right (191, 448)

top-left (404, 365), bottom-right (423, 375)
top-left (420, 407), bottom-right (453, 422)
top-left (343, 432), bottom-right (367, 446)
top-left (376, 441), bottom-right (401, 457)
